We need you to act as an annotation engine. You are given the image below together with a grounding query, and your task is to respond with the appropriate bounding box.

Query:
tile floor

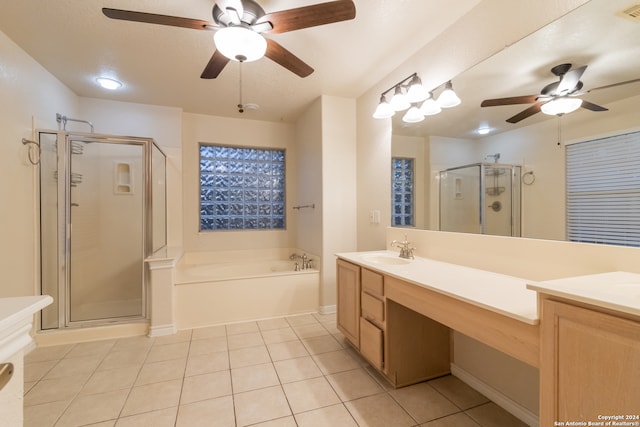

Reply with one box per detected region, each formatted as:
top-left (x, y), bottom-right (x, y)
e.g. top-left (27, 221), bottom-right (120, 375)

top-left (23, 313), bottom-right (528, 427)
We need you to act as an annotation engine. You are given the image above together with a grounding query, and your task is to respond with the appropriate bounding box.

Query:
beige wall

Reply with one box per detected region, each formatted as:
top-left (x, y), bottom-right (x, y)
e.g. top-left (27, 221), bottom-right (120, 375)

top-left (0, 30), bottom-right (78, 298)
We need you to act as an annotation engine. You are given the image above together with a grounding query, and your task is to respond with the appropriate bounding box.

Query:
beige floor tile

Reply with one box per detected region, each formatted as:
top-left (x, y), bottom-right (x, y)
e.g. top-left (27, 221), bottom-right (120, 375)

top-left (176, 395), bottom-right (235, 427)
top-left (65, 340), bottom-right (116, 358)
top-left (295, 403), bottom-right (358, 427)
top-left (55, 388), bottom-right (128, 427)
top-left (23, 400), bottom-right (69, 427)
top-left (326, 368), bottom-right (384, 402)
top-left (274, 356), bottom-right (323, 383)
top-left (390, 381), bottom-right (459, 423)
top-left (24, 360), bottom-right (57, 382)
top-left (111, 336), bottom-right (154, 353)
top-left (115, 407), bottom-right (177, 427)
top-left (25, 344), bottom-right (73, 363)
top-left (312, 349), bottom-right (360, 375)
top-left (24, 375), bottom-right (85, 406)
top-left (267, 341), bottom-right (309, 361)
top-left (135, 358), bottom-right (187, 386)
top-left (98, 348), bottom-right (148, 371)
top-left (229, 345), bottom-right (272, 368)
top-left (323, 323), bottom-right (342, 335)
top-left (24, 381), bottom-right (37, 395)
top-left (191, 324), bottom-right (226, 340)
top-left (302, 335), bottom-right (343, 355)
top-left (313, 313), bottom-right (337, 324)
top-left (465, 402), bottom-right (528, 427)
top-left (226, 321), bottom-right (259, 335)
top-left (420, 412), bottom-right (481, 427)
top-left (282, 377), bottom-right (340, 414)
top-left (286, 314), bottom-right (319, 326)
top-left (292, 323), bottom-right (330, 339)
top-left (345, 393), bottom-right (416, 427)
top-left (181, 370), bottom-right (232, 404)
top-left (252, 416), bottom-right (297, 426)
top-left (232, 362), bottom-right (280, 393)
top-left (258, 317), bottom-right (290, 331)
top-left (81, 365), bottom-right (141, 395)
top-left (261, 327), bottom-right (299, 344)
top-left (153, 329), bottom-right (192, 345)
top-left (88, 421), bottom-right (116, 427)
top-left (234, 385), bottom-right (292, 427)
top-left (227, 331), bottom-right (265, 350)
top-left (120, 379), bottom-right (183, 417)
top-left (43, 354), bottom-right (102, 380)
top-left (145, 342), bottom-right (189, 363)
top-left (186, 351), bottom-right (229, 376)
top-left (188, 336), bottom-right (228, 355)
top-left (428, 375), bottom-right (489, 410)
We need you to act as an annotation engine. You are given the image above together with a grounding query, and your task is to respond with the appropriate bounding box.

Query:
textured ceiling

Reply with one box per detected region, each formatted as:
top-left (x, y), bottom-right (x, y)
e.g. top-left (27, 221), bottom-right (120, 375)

top-left (0, 0), bottom-right (481, 122)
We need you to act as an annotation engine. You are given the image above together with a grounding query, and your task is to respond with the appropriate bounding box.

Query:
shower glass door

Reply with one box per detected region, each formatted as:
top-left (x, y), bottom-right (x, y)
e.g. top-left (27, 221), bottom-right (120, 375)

top-left (68, 138), bottom-right (145, 323)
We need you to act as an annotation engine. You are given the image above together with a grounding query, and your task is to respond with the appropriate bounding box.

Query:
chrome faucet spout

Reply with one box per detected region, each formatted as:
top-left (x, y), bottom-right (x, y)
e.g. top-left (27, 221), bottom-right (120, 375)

top-left (391, 235), bottom-right (415, 259)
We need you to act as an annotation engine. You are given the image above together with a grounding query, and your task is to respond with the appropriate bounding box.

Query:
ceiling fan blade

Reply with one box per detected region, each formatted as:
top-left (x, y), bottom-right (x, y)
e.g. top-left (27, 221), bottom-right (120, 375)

top-left (481, 95), bottom-right (538, 107)
top-left (265, 39), bottom-right (314, 77)
top-left (506, 102), bottom-right (543, 123)
top-left (257, 0), bottom-right (356, 34)
top-left (556, 65), bottom-right (587, 95)
top-left (102, 8), bottom-right (216, 30)
top-left (581, 100), bottom-right (608, 112)
top-left (200, 50), bottom-right (230, 79)
top-left (587, 78), bottom-right (640, 93)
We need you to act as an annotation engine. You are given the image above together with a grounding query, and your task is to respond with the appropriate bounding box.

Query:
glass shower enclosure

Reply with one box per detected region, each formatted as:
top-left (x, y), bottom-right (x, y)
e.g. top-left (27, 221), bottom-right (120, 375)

top-left (39, 131), bottom-right (166, 329)
top-left (439, 163), bottom-right (521, 237)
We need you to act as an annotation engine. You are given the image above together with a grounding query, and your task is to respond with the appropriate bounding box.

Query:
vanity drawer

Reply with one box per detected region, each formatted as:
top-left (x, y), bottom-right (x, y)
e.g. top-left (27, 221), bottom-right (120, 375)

top-left (361, 292), bottom-right (384, 326)
top-left (360, 317), bottom-right (383, 370)
top-left (362, 268), bottom-right (384, 297)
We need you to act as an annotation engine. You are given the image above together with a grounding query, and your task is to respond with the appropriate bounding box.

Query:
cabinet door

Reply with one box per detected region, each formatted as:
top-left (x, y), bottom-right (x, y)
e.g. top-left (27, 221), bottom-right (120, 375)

top-left (360, 317), bottom-right (383, 370)
top-left (541, 300), bottom-right (640, 424)
top-left (336, 259), bottom-right (360, 348)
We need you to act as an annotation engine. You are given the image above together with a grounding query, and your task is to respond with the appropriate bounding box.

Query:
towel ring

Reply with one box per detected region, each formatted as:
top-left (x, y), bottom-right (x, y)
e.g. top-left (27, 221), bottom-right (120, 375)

top-left (22, 138), bottom-right (41, 165)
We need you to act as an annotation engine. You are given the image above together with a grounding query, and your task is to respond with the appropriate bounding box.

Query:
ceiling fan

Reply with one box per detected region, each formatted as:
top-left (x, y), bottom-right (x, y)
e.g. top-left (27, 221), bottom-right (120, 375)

top-left (480, 63), bottom-right (640, 123)
top-left (102, 0), bottom-right (356, 79)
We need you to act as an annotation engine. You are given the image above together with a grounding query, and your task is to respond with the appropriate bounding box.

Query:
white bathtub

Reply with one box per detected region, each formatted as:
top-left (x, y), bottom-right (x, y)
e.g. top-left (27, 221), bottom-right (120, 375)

top-left (173, 250), bottom-right (320, 328)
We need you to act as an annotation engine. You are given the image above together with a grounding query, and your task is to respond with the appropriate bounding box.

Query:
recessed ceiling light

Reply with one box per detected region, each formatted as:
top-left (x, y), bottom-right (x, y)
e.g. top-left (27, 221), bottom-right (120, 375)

top-left (477, 127), bottom-right (491, 135)
top-left (96, 77), bottom-right (122, 90)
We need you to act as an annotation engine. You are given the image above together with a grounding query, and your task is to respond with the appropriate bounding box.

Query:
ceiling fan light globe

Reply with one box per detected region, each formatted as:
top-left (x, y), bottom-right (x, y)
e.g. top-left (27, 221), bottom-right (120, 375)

top-left (541, 97), bottom-right (583, 116)
top-left (214, 26), bottom-right (267, 62)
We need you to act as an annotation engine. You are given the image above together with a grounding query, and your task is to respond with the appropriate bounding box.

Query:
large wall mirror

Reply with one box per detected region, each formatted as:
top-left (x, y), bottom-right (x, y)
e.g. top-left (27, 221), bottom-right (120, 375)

top-left (391, 0), bottom-right (640, 242)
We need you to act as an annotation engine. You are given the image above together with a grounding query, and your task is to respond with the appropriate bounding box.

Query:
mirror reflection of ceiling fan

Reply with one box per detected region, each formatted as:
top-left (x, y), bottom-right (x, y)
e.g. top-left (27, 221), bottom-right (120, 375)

top-left (102, 0), bottom-right (356, 79)
top-left (480, 63), bottom-right (640, 123)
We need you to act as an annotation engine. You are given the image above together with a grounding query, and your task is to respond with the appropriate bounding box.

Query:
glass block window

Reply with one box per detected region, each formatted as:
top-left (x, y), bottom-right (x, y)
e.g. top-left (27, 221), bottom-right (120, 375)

top-left (199, 144), bottom-right (286, 231)
top-left (391, 157), bottom-right (415, 227)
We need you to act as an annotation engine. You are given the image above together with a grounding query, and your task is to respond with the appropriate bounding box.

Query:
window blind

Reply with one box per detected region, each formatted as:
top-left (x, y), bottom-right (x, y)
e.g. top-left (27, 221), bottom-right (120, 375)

top-left (566, 131), bottom-right (640, 246)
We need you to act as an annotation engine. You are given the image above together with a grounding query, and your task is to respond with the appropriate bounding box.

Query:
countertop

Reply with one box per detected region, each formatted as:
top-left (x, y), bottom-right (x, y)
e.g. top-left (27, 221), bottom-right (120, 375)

top-left (527, 271), bottom-right (640, 317)
top-left (336, 251), bottom-right (539, 325)
top-left (0, 295), bottom-right (53, 361)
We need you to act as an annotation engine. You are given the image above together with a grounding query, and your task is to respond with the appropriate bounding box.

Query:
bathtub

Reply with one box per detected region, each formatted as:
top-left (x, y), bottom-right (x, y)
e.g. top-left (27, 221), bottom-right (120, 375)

top-left (173, 249), bottom-right (320, 328)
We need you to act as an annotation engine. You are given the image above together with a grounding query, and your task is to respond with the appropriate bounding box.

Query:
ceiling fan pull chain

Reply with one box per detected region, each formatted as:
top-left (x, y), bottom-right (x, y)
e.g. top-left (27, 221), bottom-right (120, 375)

top-left (557, 116), bottom-right (562, 146)
top-left (238, 58), bottom-right (244, 113)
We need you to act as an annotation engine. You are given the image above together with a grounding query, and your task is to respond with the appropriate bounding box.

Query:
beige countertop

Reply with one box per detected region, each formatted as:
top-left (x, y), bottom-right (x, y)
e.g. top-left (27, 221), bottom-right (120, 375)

top-left (336, 250), bottom-right (539, 325)
top-left (527, 271), bottom-right (640, 317)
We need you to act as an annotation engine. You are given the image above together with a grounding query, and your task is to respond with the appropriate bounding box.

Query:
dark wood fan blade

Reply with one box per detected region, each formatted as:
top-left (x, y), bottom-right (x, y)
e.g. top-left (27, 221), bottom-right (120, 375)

top-left (580, 100), bottom-right (608, 112)
top-left (257, 0), bottom-right (356, 34)
top-left (481, 95), bottom-right (538, 107)
top-left (556, 65), bottom-right (587, 95)
top-left (201, 50), bottom-right (230, 79)
top-left (265, 39), bottom-right (314, 77)
top-left (506, 102), bottom-right (543, 123)
top-left (102, 8), bottom-right (216, 30)
top-left (587, 78), bottom-right (640, 93)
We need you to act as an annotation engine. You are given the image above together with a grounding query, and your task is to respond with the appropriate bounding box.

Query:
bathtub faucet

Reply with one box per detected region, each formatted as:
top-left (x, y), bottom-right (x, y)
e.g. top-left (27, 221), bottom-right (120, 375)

top-left (391, 235), bottom-right (415, 259)
top-left (290, 253), bottom-right (313, 270)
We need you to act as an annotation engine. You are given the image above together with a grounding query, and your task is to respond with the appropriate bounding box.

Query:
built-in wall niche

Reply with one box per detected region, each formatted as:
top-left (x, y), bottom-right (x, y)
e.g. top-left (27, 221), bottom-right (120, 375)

top-left (390, 0), bottom-right (640, 242)
top-left (114, 161), bottom-right (133, 194)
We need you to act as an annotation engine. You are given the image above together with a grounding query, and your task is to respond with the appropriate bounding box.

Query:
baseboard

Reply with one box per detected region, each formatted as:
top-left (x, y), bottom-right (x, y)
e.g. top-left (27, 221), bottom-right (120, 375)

top-left (35, 322), bottom-right (149, 347)
top-left (148, 324), bottom-right (177, 337)
top-left (451, 363), bottom-right (539, 427)
top-left (318, 304), bottom-right (336, 315)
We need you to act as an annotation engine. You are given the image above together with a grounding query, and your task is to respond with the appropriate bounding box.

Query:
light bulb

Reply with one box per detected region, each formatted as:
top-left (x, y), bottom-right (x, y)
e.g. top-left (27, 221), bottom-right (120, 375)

top-left (437, 81), bottom-right (461, 108)
top-left (390, 86), bottom-right (410, 111)
top-left (402, 105), bottom-right (424, 123)
top-left (406, 75), bottom-right (428, 103)
top-left (420, 95), bottom-right (441, 116)
top-left (373, 96), bottom-right (395, 119)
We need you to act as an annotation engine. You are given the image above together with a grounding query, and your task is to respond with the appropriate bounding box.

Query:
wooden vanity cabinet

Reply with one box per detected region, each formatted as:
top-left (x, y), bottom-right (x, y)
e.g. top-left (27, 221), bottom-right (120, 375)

top-left (360, 268), bottom-right (386, 370)
top-left (540, 298), bottom-right (640, 424)
top-left (336, 259), bottom-right (361, 348)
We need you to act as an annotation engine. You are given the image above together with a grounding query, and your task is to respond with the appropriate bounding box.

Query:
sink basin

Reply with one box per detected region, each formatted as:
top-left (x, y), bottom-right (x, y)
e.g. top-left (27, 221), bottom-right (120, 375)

top-left (360, 254), bottom-right (410, 266)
